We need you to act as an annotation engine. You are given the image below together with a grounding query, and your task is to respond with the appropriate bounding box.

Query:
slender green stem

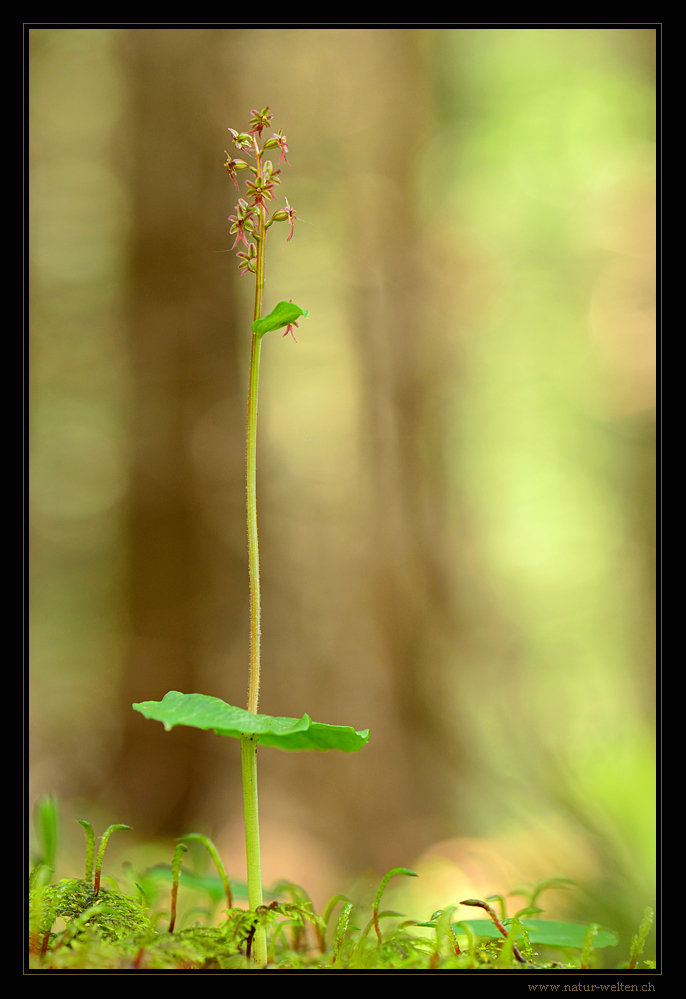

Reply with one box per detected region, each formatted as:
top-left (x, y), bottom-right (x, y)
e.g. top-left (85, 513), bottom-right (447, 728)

top-left (241, 733), bottom-right (267, 965)
top-left (242, 135), bottom-right (268, 966)
top-left (246, 329), bottom-right (263, 716)
top-left (246, 138), bottom-right (267, 718)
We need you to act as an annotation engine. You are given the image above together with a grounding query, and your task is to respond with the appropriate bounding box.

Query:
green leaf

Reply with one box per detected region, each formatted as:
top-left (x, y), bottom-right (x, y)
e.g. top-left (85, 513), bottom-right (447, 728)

top-left (133, 691), bottom-right (369, 753)
top-left (251, 300), bottom-right (309, 336)
top-left (448, 919), bottom-right (618, 950)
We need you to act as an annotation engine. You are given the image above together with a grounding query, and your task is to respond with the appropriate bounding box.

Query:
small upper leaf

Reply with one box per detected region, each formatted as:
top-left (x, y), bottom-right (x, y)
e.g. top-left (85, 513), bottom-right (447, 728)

top-left (251, 301), bottom-right (309, 336)
top-left (133, 691), bottom-right (369, 753)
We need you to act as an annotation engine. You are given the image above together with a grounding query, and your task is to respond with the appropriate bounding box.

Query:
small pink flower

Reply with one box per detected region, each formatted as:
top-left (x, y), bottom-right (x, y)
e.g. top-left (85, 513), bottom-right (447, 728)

top-left (271, 128), bottom-right (290, 166)
top-left (283, 198), bottom-right (297, 242)
top-left (228, 199), bottom-right (256, 250)
top-left (224, 153), bottom-right (251, 193)
top-left (224, 153), bottom-right (240, 192)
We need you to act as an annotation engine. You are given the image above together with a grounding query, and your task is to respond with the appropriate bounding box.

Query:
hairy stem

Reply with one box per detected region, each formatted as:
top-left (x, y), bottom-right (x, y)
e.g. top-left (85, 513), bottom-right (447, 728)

top-left (242, 135), bottom-right (268, 966)
top-left (246, 328), bottom-right (263, 715)
top-left (246, 140), bottom-right (267, 717)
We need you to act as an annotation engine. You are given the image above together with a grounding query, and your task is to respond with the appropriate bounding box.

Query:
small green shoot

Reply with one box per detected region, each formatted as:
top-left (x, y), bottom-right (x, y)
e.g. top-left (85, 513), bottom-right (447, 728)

top-left (169, 843), bottom-right (188, 933)
top-left (628, 905), bottom-right (654, 969)
top-left (497, 915), bottom-right (525, 967)
top-left (178, 833), bottom-right (233, 910)
top-left (372, 867), bottom-right (418, 943)
top-left (32, 794), bottom-right (60, 871)
top-left (322, 893), bottom-right (352, 936)
top-left (333, 901), bottom-right (354, 965)
top-left (431, 906), bottom-right (460, 959)
top-left (510, 876), bottom-right (576, 909)
top-left (93, 824), bottom-right (132, 897)
top-left (77, 819), bottom-right (95, 883)
top-left (485, 892), bottom-right (507, 921)
top-left (580, 922), bottom-right (600, 969)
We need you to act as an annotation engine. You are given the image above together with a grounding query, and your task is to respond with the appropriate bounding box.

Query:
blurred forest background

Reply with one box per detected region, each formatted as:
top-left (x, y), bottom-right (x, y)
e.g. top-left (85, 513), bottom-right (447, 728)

top-left (28, 27), bottom-right (656, 961)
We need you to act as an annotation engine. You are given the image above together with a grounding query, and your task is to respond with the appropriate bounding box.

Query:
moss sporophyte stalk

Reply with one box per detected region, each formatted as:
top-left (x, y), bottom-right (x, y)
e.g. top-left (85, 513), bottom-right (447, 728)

top-left (132, 108), bottom-right (369, 967)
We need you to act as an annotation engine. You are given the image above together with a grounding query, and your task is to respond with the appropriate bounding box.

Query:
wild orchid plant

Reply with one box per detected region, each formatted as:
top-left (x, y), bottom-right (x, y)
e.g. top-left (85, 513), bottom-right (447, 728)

top-left (133, 109), bottom-right (369, 967)
top-left (32, 111), bottom-right (640, 971)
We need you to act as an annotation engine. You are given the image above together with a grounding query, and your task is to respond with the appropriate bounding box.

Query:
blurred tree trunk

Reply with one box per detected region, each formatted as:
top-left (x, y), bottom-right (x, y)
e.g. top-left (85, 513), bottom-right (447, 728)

top-left (114, 28), bottom-right (246, 834)
top-left (345, 30), bottom-right (462, 862)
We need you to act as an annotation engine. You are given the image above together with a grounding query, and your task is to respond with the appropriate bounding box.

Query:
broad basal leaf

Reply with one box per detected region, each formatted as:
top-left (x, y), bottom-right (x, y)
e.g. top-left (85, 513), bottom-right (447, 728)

top-left (133, 691), bottom-right (369, 753)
